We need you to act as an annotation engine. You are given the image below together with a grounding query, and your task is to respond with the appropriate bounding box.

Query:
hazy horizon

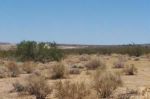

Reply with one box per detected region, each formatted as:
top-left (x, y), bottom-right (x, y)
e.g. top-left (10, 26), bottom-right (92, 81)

top-left (0, 0), bottom-right (150, 45)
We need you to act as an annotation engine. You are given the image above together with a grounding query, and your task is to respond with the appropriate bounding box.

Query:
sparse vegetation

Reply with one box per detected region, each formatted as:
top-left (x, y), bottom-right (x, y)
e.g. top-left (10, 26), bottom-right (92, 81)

top-left (26, 75), bottom-right (52, 99)
top-left (22, 61), bottom-right (35, 73)
top-left (12, 81), bottom-right (26, 93)
top-left (69, 68), bottom-right (81, 74)
top-left (123, 64), bottom-right (137, 75)
top-left (51, 63), bottom-right (68, 79)
top-left (16, 41), bottom-right (64, 62)
top-left (93, 70), bottom-right (122, 98)
top-left (5, 61), bottom-right (20, 77)
top-left (113, 58), bottom-right (125, 68)
top-left (13, 75), bottom-right (52, 99)
top-left (0, 66), bottom-right (9, 78)
top-left (85, 58), bottom-right (106, 70)
top-left (0, 43), bottom-right (149, 99)
top-left (55, 80), bottom-right (90, 99)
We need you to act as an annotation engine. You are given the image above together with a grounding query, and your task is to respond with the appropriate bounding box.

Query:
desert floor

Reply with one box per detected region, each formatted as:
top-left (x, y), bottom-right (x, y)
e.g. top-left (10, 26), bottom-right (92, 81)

top-left (0, 54), bottom-right (150, 99)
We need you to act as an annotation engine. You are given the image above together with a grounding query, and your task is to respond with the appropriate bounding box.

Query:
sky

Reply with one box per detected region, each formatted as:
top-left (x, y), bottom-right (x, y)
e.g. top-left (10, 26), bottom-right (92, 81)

top-left (0, 0), bottom-right (150, 45)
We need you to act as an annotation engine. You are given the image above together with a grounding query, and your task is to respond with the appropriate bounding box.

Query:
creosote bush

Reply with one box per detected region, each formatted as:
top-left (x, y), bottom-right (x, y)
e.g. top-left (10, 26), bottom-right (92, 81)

top-left (93, 70), bottom-right (122, 98)
top-left (55, 80), bottom-right (90, 99)
top-left (51, 63), bottom-right (68, 79)
top-left (6, 61), bottom-right (20, 77)
top-left (16, 41), bottom-right (63, 62)
top-left (85, 58), bottom-right (106, 70)
top-left (123, 64), bottom-right (137, 75)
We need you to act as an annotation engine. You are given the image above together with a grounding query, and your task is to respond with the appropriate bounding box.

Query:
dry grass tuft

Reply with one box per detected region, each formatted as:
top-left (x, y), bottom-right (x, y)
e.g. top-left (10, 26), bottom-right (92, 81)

top-left (6, 61), bottom-right (20, 77)
top-left (13, 75), bottom-right (52, 99)
top-left (117, 88), bottom-right (138, 99)
top-left (93, 70), bottom-right (122, 98)
top-left (51, 63), bottom-right (68, 79)
top-left (79, 54), bottom-right (91, 61)
top-left (69, 68), bottom-right (81, 75)
top-left (0, 66), bottom-right (10, 78)
top-left (22, 61), bottom-right (36, 74)
top-left (12, 81), bottom-right (26, 93)
top-left (55, 80), bottom-right (90, 99)
top-left (85, 58), bottom-right (106, 70)
top-left (123, 64), bottom-right (137, 75)
top-left (26, 75), bottom-right (52, 99)
top-left (113, 59), bottom-right (125, 69)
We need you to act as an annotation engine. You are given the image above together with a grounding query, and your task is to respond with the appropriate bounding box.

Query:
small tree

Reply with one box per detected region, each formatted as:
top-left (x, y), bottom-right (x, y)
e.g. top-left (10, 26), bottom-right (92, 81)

top-left (17, 41), bottom-right (37, 61)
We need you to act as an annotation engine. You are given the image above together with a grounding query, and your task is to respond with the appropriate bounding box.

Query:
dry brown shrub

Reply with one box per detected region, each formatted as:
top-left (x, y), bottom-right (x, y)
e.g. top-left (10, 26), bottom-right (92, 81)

top-left (0, 66), bottom-right (9, 78)
top-left (69, 68), bottom-right (80, 75)
top-left (6, 61), bottom-right (20, 77)
top-left (79, 54), bottom-right (90, 61)
top-left (22, 61), bottom-right (35, 73)
top-left (50, 63), bottom-right (68, 79)
top-left (85, 58), bottom-right (106, 70)
top-left (123, 64), bottom-right (137, 75)
top-left (113, 60), bottom-right (125, 69)
top-left (13, 75), bottom-right (52, 99)
top-left (26, 75), bottom-right (52, 99)
top-left (113, 55), bottom-right (127, 69)
top-left (55, 80), bottom-right (90, 99)
top-left (93, 70), bottom-right (122, 98)
top-left (117, 88), bottom-right (138, 99)
top-left (12, 81), bottom-right (26, 93)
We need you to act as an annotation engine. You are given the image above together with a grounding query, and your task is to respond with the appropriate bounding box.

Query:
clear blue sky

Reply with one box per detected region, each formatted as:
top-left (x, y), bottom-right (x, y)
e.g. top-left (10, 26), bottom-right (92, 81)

top-left (0, 0), bottom-right (150, 45)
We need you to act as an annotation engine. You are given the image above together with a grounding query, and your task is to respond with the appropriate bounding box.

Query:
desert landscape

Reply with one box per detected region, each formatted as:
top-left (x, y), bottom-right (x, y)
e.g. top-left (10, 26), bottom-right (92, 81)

top-left (0, 0), bottom-right (150, 99)
top-left (0, 42), bottom-right (150, 99)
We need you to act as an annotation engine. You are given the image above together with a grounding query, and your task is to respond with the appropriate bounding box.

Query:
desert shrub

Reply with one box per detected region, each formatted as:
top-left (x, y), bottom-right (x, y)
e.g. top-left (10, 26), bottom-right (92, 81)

top-left (49, 47), bottom-right (64, 61)
top-left (12, 81), bottom-right (26, 92)
top-left (55, 80), bottom-right (90, 99)
top-left (22, 61), bottom-right (35, 73)
top-left (123, 64), bottom-right (137, 75)
top-left (71, 65), bottom-right (84, 69)
top-left (93, 71), bottom-right (122, 98)
top-left (134, 57), bottom-right (140, 61)
top-left (113, 55), bottom-right (127, 69)
top-left (51, 63), bottom-right (68, 79)
top-left (85, 58), bottom-right (106, 70)
top-left (16, 41), bottom-right (64, 62)
top-left (6, 61), bottom-right (20, 77)
top-left (113, 59), bottom-right (125, 69)
top-left (26, 75), bottom-right (52, 99)
top-left (0, 66), bottom-right (9, 78)
top-left (69, 68), bottom-right (80, 75)
top-left (79, 54), bottom-right (90, 61)
top-left (113, 62), bottom-right (124, 68)
top-left (16, 41), bottom-right (37, 61)
top-left (117, 88), bottom-right (138, 99)
top-left (12, 75), bottom-right (52, 99)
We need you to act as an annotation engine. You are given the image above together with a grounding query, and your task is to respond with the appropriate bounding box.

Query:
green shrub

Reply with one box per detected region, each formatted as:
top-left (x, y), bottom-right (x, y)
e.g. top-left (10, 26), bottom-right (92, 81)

top-left (16, 41), bottom-right (63, 62)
